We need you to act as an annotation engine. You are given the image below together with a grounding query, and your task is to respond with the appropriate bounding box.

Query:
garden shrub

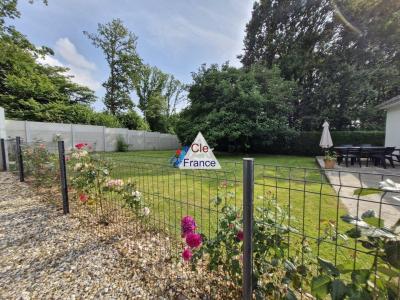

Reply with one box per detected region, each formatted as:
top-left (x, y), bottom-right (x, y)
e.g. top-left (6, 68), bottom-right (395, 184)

top-left (181, 192), bottom-right (399, 299)
top-left (68, 143), bottom-right (149, 224)
top-left (184, 194), bottom-right (312, 299)
top-left (22, 143), bottom-right (58, 188)
top-left (116, 135), bottom-right (129, 152)
top-left (311, 213), bottom-right (400, 300)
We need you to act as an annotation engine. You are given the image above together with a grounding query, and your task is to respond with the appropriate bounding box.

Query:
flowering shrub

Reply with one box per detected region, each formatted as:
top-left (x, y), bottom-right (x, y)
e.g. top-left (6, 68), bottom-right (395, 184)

top-left (22, 143), bottom-right (57, 188)
top-left (181, 216), bottom-right (197, 237)
top-left (118, 183), bottom-right (149, 218)
top-left (68, 143), bottom-right (149, 223)
top-left (188, 194), bottom-right (310, 299)
top-left (68, 143), bottom-right (113, 223)
top-left (181, 215), bottom-right (202, 261)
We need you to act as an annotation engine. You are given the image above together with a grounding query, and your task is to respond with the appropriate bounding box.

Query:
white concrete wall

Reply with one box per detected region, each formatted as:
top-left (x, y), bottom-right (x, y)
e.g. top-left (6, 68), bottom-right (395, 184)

top-left (385, 103), bottom-right (400, 148)
top-left (3, 117), bottom-right (179, 152)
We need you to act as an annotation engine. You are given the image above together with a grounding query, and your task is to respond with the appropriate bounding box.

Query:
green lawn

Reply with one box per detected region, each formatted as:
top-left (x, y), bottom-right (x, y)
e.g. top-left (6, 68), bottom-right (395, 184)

top-left (97, 150), bottom-right (371, 269)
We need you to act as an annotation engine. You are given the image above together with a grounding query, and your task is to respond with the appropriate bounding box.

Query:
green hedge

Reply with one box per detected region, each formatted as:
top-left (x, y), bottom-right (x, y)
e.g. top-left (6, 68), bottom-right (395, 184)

top-left (266, 131), bottom-right (385, 156)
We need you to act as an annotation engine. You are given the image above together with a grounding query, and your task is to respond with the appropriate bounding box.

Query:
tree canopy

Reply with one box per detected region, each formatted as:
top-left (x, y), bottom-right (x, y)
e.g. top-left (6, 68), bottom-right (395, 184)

top-left (240, 0), bottom-right (400, 130)
top-left (84, 19), bottom-right (142, 115)
top-left (0, 0), bottom-right (116, 126)
top-left (176, 64), bottom-right (297, 152)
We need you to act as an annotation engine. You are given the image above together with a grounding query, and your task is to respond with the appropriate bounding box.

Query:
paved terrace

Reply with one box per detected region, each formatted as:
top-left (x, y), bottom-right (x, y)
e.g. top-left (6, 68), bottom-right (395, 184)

top-left (316, 157), bottom-right (400, 228)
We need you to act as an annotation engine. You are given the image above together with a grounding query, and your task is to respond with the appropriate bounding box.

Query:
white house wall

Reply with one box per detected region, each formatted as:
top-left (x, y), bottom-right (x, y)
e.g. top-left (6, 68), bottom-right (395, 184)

top-left (385, 104), bottom-right (400, 148)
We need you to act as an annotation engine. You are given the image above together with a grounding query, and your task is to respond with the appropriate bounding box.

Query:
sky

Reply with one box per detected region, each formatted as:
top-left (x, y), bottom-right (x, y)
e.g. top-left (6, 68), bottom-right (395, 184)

top-left (10, 0), bottom-right (254, 111)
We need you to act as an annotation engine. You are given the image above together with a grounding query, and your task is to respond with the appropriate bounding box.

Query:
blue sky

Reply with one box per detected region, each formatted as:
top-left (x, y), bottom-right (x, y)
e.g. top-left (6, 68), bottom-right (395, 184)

top-left (10, 0), bottom-right (254, 110)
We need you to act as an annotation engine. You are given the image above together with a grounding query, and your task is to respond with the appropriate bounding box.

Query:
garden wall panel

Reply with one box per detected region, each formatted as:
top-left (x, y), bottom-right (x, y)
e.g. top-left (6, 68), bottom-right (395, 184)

top-left (5, 120), bottom-right (26, 141)
top-left (73, 125), bottom-right (105, 151)
top-left (104, 128), bottom-right (129, 152)
top-left (4, 119), bottom-right (179, 152)
top-left (128, 130), bottom-right (145, 151)
top-left (27, 121), bottom-right (72, 148)
top-left (160, 133), bottom-right (179, 150)
top-left (144, 132), bottom-right (159, 150)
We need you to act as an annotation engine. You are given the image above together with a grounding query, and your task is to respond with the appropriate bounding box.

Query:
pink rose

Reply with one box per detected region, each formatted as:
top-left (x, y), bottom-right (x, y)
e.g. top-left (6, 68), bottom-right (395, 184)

top-left (182, 248), bottom-right (192, 261)
top-left (185, 233), bottom-right (202, 248)
top-left (236, 230), bottom-right (244, 241)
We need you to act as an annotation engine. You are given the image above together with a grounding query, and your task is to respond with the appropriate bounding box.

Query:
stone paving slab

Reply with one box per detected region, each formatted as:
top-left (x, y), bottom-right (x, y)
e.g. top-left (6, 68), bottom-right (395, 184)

top-left (316, 157), bottom-right (400, 228)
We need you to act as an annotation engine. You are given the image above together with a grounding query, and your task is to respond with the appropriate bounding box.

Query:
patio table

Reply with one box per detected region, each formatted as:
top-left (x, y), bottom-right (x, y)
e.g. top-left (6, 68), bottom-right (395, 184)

top-left (333, 146), bottom-right (394, 168)
top-left (333, 146), bottom-right (386, 150)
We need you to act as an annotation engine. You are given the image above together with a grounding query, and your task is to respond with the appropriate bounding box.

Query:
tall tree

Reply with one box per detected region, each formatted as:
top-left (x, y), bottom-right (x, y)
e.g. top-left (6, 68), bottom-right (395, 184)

top-left (164, 75), bottom-right (186, 117)
top-left (240, 0), bottom-right (400, 130)
top-left (84, 19), bottom-right (141, 115)
top-left (0, 0), bottom-right (98, 121)
top-left (176, 64), bottom-right (297, 152)
top-left (135, 64), bottom-right (167, 122)
top-left (134, 64), bottom-right (185, 132)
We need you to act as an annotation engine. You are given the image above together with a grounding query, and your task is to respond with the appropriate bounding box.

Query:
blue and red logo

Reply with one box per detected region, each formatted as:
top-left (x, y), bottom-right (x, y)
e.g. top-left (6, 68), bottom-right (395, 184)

top-left (170, 145), bottom-right (189, 168)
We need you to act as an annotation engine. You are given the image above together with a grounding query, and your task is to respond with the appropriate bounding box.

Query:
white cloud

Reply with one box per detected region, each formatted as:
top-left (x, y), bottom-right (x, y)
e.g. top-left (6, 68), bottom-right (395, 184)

top-left (37, 38), bottom-right (101, 91)
top-left (55, 38), bottom-right (96, 70)
top-left (138, 1), bottom-right (253, 66)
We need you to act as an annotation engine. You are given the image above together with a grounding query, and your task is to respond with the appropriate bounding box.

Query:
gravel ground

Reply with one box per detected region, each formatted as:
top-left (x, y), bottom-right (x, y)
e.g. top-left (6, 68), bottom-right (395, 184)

top-left (0, 172), bottom-right (227, 299)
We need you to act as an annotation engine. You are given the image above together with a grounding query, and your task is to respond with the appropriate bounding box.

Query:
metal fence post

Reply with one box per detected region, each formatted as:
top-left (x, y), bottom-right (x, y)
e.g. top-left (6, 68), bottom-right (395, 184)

top-left (58, 141), bottom-right (69, 214)
top-left (16, 136), bottom-right (24, 182)
top-left (243, 158), bottom-right (254, 300)
top-left (0, 138), bottom-right (7, 171)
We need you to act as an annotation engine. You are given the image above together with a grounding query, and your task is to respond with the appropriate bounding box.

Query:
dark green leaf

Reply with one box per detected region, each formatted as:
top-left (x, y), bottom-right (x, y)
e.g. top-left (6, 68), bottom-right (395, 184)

top-left (331, 279), bottom-right (346, 300)
top-left (384, 241), bottom-right (400, 269)
top-left (346, 228), bottom-right (362, 238)
top-left (318, 257), bottom-right (340, 277)
top-left (311, 275), bottom-right (331, 299)
top-left (351, 269), bottom-right (370, 285)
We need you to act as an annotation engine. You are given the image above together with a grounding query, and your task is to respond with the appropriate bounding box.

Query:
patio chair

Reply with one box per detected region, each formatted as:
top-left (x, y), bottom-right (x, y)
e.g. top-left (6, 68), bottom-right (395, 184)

top-left (338, 147), bottom-right (361, 167)
top-left (360, 145), bottom-right (372, 162)
top-left (370, 147), bottom-right (395, 169)
top-left (392, 149), bottom-right (400, 163)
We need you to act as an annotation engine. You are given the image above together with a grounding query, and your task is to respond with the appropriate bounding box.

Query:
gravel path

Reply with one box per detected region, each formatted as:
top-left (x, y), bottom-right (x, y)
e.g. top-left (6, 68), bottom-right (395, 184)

top-left (0, 172), bottom-right (219, 299)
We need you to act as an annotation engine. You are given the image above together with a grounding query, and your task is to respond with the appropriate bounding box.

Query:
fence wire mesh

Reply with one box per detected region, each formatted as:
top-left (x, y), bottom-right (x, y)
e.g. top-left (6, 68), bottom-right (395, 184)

top-left (1, 140), bottom-right (399, 299)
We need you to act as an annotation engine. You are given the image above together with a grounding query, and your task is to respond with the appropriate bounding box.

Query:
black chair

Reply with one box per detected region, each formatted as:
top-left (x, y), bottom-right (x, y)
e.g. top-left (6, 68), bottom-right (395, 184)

top-left (392, 149), bottom-right (400, 163)
top-left (370, 147), bottom-right (395, 169)
top-left (336, 148), bottom-right (344, 165)
top-left (338, 147), bottom-right (361, 167)
top-left (360, 145), bottom-right (372, 165)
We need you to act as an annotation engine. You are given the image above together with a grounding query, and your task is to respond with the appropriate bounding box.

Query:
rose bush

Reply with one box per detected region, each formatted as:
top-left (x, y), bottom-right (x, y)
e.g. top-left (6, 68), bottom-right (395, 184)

top-left (68, 143), bottom-right (149, 223)
top-left (22, 143), bottom-right (58, 188)
top-left (181, 215), bottom-right (202, 261)
top-left (185, 194), bottom-right (311, 299)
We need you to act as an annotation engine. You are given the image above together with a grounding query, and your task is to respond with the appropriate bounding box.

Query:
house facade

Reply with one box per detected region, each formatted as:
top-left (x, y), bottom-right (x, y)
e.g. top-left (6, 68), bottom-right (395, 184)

top-left (378, 95), bottom-right (400, 148)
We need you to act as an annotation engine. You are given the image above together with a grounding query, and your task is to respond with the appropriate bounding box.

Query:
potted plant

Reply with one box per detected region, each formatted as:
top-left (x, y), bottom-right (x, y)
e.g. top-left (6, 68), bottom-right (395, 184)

top-left (323, 150), bottom-right (336, 169)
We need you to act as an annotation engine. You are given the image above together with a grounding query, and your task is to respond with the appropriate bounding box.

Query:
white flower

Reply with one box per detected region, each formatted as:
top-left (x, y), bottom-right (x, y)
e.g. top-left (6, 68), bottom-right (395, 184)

top-left (73, 163), bottom-right (82, 172)
top-left (106, 179), bottom-right (124, 187)
top-left (142, 207), bottom-right (150, 216)
top-left (72, 152), bottom-right (80, 159)
top-left (132, 190), bottom-right (141, 198)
